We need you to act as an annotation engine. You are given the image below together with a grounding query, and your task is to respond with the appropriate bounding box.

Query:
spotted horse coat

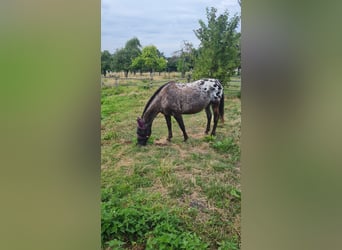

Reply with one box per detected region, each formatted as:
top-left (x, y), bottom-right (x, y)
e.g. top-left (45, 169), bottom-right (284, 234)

top-left (136, 78), bottom-right (225, 145)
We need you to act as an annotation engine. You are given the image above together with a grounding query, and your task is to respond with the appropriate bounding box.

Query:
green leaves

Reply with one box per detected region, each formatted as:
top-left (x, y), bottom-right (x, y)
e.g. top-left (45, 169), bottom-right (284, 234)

top-left (176, 41), bottom-right (196, 77)
top-left (218, 237), bottom-right (239, 250)
top-left (132, 45), bottom-right (167, 73)
top-left (111, 37), bottom-right (142, 75)
top-left (193, 7), bottom-right (240, 85)
top-left (101, 50), bottom-right (112, 75)
top-left (101, 191), bottom-right (208, 249)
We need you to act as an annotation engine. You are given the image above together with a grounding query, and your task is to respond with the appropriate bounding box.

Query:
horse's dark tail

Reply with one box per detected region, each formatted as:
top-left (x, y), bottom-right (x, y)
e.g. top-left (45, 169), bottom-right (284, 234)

top-left (219, 92), bottom-right (224, 123)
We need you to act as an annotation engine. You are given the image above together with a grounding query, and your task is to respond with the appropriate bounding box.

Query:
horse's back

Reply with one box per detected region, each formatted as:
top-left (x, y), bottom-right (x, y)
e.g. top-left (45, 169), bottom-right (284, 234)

top-left (160, 79), bottom-right (222, 114)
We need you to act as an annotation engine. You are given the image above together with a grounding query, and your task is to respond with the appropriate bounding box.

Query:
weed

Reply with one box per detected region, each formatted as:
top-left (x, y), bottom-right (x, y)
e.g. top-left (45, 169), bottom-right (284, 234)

top-left (230, 187), bottom-right (241, 200)
top-left (103, 131), bottom-right (116, 140)
top-left (105, 239), bottom-right (125, 250)
top-left (203, 135), bottom-right (216, 142)
top-left (218, 236), bottom-right (239, 250)
top-left (211, 137), bottom-right (240, 163)
top-left (101, 188), bottom-right (209, 249)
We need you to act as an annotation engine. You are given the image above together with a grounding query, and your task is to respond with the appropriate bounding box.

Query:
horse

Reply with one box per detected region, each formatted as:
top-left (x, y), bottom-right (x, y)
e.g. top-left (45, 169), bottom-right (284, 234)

top-left (136, 78), bottom-right (225, 146)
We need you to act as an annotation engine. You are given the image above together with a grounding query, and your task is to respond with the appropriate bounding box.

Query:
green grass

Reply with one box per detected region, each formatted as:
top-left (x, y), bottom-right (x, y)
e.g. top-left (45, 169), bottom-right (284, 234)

top-left (101, 78), bottom-right (241, 249)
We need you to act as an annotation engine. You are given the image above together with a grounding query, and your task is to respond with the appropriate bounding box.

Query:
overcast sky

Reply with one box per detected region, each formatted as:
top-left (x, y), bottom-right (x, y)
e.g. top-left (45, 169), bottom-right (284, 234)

top-left (101, 0), bottom-right (241, 57)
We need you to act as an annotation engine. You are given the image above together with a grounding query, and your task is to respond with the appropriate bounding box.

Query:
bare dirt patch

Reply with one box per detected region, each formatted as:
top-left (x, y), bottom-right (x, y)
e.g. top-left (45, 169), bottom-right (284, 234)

top-left (154, 138), bottom-right (170, 146)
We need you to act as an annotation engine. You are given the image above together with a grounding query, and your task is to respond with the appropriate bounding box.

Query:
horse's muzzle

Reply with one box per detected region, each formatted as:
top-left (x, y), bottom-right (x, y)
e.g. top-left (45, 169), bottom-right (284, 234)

top-left (137, 126), bottom-right (150, 146)
top-left (137, 137), bottom-right (148, 146)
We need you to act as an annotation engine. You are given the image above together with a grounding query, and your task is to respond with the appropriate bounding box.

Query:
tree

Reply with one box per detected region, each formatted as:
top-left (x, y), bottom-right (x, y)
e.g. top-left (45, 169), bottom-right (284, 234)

top-left (166, 56), bottom-right (178, 72)
top-left (131, 45), bottom-right (167, 74)
top-left (125, 37), bottom-right (142, 53)
top-left (111, 48), bottom-right (131, 77)
top-left (124, 37), bottom-right (142, 75)
top-left (111, 37), bottom-right (142, 77)
top-left (156, 57), bottom-right (167, 75)
top-left (193, 7), bottom-right (240, 85)
top-left (101, 50), bottom-right (112, 77)
top-left (176, 41), bottom-right (196, 78)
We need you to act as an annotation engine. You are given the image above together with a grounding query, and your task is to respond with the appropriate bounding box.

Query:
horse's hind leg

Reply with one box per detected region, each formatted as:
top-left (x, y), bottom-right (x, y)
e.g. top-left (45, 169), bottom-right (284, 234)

top-left (173, 114), bottom-right (189, 141)
top-left (164, 114), bottom-right (173, 141)
top-left (205, 105), bottom-right (212, 134)
top-left (211, 103), bottom-right (220, 136)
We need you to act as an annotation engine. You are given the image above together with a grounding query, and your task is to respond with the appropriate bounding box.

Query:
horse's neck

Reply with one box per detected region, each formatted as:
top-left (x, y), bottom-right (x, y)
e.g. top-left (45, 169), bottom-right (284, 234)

top-left (142, 103), bottom-right (159, 127)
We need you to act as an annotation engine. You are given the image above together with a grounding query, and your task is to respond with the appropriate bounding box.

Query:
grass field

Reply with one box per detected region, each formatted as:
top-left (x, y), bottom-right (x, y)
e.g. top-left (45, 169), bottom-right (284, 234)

top-left (101, 76), bottom-right (241, 249)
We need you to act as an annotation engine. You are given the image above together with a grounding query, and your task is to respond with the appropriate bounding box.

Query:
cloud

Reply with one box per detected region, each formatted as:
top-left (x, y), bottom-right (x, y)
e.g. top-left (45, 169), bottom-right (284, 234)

top-left (101, 0), bottom-right (240, 56)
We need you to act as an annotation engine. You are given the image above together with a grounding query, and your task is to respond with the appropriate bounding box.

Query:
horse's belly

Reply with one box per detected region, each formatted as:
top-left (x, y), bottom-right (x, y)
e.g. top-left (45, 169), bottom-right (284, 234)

top-left (180, 99), bottom-right (210, 114)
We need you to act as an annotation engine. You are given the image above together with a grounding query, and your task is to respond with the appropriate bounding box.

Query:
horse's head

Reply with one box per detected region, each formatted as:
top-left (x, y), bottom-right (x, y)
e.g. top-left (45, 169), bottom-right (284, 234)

top-left (136, 117), bottom-right (151, 146)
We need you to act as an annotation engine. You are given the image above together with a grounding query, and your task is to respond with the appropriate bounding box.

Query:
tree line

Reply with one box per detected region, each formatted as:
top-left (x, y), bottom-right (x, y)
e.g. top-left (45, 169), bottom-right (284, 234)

top-left (101, 7), bottom-right (241, 85)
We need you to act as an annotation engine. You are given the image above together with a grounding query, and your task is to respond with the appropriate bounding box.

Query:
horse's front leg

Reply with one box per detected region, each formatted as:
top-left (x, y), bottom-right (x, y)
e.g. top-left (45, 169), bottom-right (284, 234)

top-left (173, 114), bottom-right (189, 141)
top-left (205, 105), bottom-right (212, 134)
top-left (211, 103), bottom-right (220, 136)
top-left (164, 114), bottom-right (172, 141)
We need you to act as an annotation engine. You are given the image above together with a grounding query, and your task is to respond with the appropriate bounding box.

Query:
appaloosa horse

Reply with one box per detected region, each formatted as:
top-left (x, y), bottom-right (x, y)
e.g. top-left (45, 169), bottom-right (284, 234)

top-left (136, 78), bottom-right (224, 145)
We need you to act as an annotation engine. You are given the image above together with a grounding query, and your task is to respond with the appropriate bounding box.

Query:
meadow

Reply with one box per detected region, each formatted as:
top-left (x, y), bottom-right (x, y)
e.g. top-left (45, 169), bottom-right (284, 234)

top-left (101, 74), bottom-right (241, 249)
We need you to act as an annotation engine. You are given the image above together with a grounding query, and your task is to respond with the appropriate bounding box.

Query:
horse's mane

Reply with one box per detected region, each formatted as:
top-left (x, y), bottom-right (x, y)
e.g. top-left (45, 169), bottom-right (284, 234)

top-left (142, 81), bottom-right (173, 117)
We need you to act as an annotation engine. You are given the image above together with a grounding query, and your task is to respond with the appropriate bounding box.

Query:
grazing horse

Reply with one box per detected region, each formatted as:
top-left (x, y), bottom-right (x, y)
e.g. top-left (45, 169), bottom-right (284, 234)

top-left (136, 78), bottom-right (224, 146)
